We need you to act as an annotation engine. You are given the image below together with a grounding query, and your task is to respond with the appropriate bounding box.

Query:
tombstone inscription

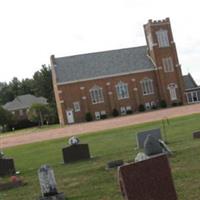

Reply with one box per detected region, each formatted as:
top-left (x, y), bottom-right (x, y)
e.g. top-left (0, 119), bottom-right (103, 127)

top-left (144, 135), bottom-right (163, 156)
top-left (118, 154), bottom-right (177, 200)
top-left (136, 128), bottom-right (162, 149)
top-left (38, 165), bottom-right (65, 200)
top-left (62, 137), bottom-right (90, 164)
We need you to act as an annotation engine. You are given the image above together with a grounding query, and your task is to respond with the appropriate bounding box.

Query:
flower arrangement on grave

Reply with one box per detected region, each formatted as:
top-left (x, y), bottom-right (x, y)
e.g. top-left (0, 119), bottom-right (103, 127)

top-left (68, 136), bottom-right (80, 146)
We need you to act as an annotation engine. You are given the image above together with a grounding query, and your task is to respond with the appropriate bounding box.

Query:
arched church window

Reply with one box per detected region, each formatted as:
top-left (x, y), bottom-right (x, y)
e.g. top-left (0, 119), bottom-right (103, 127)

top-left (115, 81), bottom-right (129, 100)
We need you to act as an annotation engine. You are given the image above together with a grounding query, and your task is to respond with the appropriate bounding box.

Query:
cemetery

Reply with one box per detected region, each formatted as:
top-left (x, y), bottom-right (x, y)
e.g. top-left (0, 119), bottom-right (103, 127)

top-left (0, 113), bottom-right (200, 199)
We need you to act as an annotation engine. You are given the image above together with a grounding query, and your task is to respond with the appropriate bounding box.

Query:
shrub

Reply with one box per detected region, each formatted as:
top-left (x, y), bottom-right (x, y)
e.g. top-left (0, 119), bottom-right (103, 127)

top-left (126, 110), bottom-right (133, 115)
top-left (178, 101), bottom-right (183, 106)
top-left (159, 100), bottom-right (167, 108)
top-left (100, 114), bottom-right (107, 119)
top-left (151, 105), bottom-right (157, 110)
top-left (172, 102), bottom-right (178, 107)
top-left (139, 104), bottom-right (145, 112)
top-left (112, 109), bottom-right (119, 117)
top-left (85, 112), bottom-right (93, 122)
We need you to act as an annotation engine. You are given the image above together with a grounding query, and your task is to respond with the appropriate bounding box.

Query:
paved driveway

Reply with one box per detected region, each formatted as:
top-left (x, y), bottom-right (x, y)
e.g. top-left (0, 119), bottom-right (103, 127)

top-left (1, 104), bottom-right (200, 148)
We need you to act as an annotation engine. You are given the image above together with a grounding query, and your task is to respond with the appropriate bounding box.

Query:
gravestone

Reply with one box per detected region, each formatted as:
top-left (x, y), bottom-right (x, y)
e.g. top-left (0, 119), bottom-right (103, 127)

top-left (118, 154), bottom-right (177, 200)
top-left (62, 144), bottom-right (90, 164)
top-left (144, 135), bottom-right (163, 156)
top-left (136, 128), bottom-right (162, 149)
top-left (0, 151), bottom-right (16, 176)
top-left (62, 136), bottom-right (90, 164)
top-left (193, 131), bottom-right (200, 139)
top-left (38, 165), bottom-right (65, 200)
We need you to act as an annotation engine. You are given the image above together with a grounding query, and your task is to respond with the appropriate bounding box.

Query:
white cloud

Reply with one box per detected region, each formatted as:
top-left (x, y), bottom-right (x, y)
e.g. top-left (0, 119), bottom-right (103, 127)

top-left (0, 0), bottom-right (199, 84)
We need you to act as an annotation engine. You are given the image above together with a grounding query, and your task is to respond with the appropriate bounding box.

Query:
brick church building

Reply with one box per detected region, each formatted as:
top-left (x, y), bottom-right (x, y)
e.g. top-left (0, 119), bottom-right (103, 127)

top-left (51, 18), bottom-right (199, 125)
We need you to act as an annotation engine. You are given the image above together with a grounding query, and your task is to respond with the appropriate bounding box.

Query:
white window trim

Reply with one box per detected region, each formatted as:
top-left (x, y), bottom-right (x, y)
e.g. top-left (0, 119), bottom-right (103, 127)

top-left (156, 29), bottom-right (170, 48)
top-left (115, 81), bottom-right (129, 100)
top-left (73, 101), bottom-right (81, 112)
top-left (186, 91), bottom-right (200, 104)
top-left (95, 111), bottom-right (101, 120)
top-left (89, 85), bottom-right (104, 104)
top-left (140, 78), bottom-right (154, 96)
top-left (120, 107), bottom-right (127, 115)
top-left (145, 102), bottom-right (151, 110)
top-left (162, 57), bottom-right (174, 72)
top-left (168, 83), bottom-right (178, 101)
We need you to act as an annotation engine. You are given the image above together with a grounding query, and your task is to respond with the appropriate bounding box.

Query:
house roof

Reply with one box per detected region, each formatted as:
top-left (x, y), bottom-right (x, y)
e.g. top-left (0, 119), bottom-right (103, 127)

top-left (3, 94), bottom-right (48, 111)
top-left (183, 73), bottom-right (198, 90)
top-left (53, 46), bottom-right (155, 84)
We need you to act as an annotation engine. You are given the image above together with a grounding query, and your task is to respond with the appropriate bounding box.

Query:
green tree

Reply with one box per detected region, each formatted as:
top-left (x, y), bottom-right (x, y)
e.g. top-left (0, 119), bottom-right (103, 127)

top-left (9, 77), bottom-right (21, 97)
top-left (0, 106), bottom-right (15, 132)
top-left (20, 78), bottom-right (35, 95)
top-left (28, 103), bottom-right (50, 127)
top-left (0, 83), bottom-right (14, 105)
top-left (33, 64), bottom-right (58, 123)
top-left (33, 65), bottom-right (54, 102)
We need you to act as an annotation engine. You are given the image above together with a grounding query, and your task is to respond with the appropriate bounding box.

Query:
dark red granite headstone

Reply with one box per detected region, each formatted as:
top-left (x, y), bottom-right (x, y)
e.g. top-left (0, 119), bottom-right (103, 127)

top-left (118, 154), bottom-right (177, 200)
top-left (0, 158), bottom-right (16, 176)
top-left (62, 144), bottom-right (90, 164)
top-left (193, 131), bottom-right (200, 139)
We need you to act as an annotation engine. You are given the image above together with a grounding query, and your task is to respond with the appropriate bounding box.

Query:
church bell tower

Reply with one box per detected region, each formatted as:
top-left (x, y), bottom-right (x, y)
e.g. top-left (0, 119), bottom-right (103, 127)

top-left (143, 18), bottom-right (186, 105)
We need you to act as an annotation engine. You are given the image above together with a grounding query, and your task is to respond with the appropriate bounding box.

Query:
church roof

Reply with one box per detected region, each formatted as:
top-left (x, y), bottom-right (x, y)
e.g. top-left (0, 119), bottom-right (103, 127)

top-left (183, 73), bottom-right (198, 90)
top-left (53, 46), bottom-right (155, 84)
top-left (3, 94), bottom-right (48, 111)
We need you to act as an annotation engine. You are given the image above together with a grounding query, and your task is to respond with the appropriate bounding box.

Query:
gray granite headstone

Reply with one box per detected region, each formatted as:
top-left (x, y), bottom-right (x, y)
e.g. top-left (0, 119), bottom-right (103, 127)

top-left (144, 135), bottom-right (163, 156)
top-left (136, 128), bottom-right (162, 149)
top-left (38, 165), bottom-right (65, 200)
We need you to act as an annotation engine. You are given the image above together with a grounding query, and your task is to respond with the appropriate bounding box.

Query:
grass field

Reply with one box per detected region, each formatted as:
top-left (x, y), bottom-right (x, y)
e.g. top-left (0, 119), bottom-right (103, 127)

top-left (1, 114), bottom-right (200, 200)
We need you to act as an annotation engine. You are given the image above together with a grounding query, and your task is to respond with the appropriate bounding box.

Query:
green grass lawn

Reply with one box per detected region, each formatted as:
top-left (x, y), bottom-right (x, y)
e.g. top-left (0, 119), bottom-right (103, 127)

top-left (1, 114), bottom-right (200, 200)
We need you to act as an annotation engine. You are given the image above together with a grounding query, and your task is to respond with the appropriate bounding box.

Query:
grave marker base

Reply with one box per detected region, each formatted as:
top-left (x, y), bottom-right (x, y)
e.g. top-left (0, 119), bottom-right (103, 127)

top-left (38, 193), bottom-right (65, 200)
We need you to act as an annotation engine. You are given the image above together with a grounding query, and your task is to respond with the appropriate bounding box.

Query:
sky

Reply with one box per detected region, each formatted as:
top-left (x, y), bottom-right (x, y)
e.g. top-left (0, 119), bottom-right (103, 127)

top-left (0, 0), bottom-right (199, 84)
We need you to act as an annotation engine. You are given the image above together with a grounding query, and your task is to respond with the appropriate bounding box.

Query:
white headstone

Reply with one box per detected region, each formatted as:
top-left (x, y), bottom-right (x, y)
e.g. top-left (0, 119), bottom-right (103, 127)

top-left (38, 165), bottom-right (58, 197)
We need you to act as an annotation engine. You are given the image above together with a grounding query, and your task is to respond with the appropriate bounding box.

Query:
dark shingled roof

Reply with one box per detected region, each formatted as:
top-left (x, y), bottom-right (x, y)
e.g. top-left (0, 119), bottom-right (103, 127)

top-left (183, 73), bottom-right (198, 90)
top-left (53, 46), bottom-right (155, 84)
top-left (3, 94), bottom-right (48, 111)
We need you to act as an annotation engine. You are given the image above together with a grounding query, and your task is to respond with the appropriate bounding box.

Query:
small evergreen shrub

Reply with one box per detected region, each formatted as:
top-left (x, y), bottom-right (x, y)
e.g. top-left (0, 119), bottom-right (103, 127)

top-left (126, 110), bottom-right (133, 115)
top-left (139, 104), bottom-right (145, 112)
top-left (159, 100), bottom-right (167, 108)
top-left (178, 101), bottom-right (183, 106)
top-left (112, 109), bottom-right (119, 117)
top-left (172, 102), bottom-right (178, 107)
top-left (85, 112), bottom-right (93, 122)
top-left (100, 114), bottom-right (107, 119)
top-left (151, 104), bottom-right (158, 110)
